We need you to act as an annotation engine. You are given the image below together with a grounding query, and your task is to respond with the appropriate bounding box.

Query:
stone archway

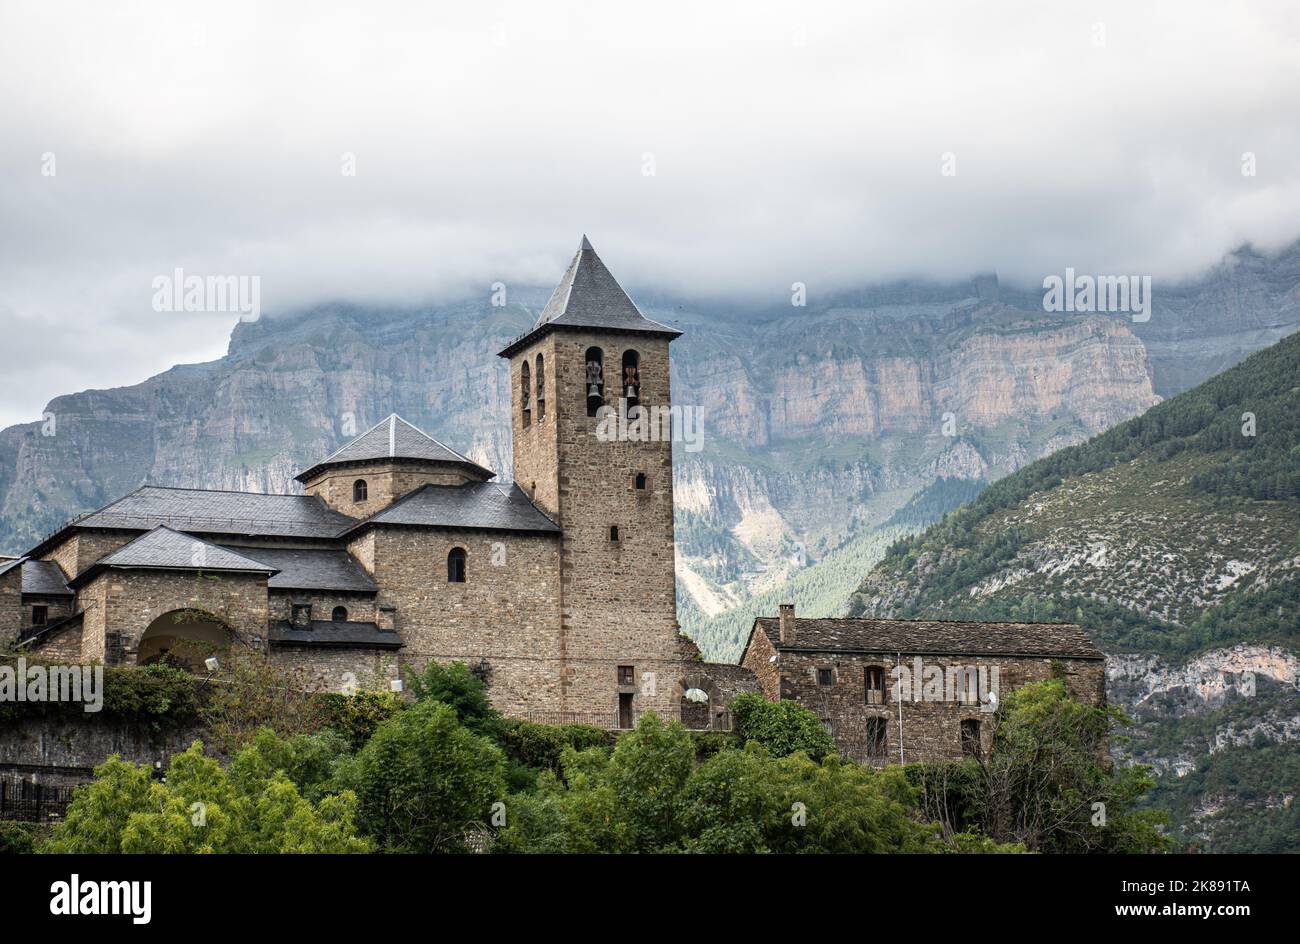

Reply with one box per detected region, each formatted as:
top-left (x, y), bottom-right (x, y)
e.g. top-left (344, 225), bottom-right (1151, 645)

top-left (137, 609), bottom-right (232, 670)
top-left (676, 673), bottom-right (724, 731)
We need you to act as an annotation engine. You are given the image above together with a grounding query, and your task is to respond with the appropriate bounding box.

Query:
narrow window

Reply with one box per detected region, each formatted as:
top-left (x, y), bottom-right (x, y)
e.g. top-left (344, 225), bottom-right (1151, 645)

top-left (634, 472), bottom-right (646, 490)
top-left (958, 665), bottom-right (980, 705)
top-left (520, 360), bottom-right (531, 428)
top-left (353, 479), bottom-right (368, 502)
top-left (617, 665), bottom-right (634, 685)
top-left (609, 525), bottom-right (619, 542)
top-left (585, 346), bottom-right (604, 417)
top-left (866, 717), bottom-right (888, 758)
top-left (618, 693), bottom-right (635, 729)
top-left (331, 605), bottom-right (348, 622)
top-left (817, 668), bottom-right (833, 686)
top-left (865, 666), bottom-right (886, 705)
top-left (961, 719), bottom-right (982, 757)
top-left (448, 547), bottom-right (467, 583)
top-left (621, 350), bottom-right (640, 409)
top-left (535, 353), bottom-right (546, 421)
top-left (31, 605), bottom-right (47, 626)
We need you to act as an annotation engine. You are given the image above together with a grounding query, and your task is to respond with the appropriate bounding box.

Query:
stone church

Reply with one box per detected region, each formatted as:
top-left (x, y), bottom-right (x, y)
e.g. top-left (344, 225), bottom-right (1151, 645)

top-left (3, 238), bottom-right (754, 731)
top-left (1, 237), bottom-right (1103, 759)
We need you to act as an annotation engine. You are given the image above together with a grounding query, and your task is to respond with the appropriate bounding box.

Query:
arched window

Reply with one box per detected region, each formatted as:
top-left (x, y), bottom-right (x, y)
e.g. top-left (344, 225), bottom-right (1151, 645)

top-left (447, 547), bottom-right (467, 583)
top-left (535, 354), bottom-right (546, 421)
top-left (520, 360), bottom-right (531, 428)
top-left (353, 479), bottom-right (368, 502)
top-left (634, 472), bottom-right (646, 490)
top-left (331, 605), bottom-right (348, 622)
top-left (585, 347), bottom-right (604, 417)
top-left (621, 350), bottom-right (640, 410)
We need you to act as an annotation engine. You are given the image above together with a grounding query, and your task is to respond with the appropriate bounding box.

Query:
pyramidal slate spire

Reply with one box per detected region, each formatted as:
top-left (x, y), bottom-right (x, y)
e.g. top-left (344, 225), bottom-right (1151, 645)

top-left (499, 236), bottom-right (681, 357)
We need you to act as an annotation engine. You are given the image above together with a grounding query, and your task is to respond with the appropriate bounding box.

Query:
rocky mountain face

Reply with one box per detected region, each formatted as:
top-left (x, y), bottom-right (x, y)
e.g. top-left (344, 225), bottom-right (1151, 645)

top-left (3, 242), bottom-right (1299, 644)
top-left (850, 329), bottom-right (1300, 851)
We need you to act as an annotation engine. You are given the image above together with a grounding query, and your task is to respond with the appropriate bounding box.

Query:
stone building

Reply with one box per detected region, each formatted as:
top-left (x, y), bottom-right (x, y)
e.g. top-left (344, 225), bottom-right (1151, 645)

top-left (3, 238), bottom-right (751, 731)
top-left (740, 604), bottom-right (1106, 765)
top-left (1, 237), bottom-right (1104, 763)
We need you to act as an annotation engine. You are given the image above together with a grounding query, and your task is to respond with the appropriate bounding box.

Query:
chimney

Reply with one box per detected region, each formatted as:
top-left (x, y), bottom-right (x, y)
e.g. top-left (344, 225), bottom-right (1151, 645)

top-left (778, 603), bottom-right (795, 645)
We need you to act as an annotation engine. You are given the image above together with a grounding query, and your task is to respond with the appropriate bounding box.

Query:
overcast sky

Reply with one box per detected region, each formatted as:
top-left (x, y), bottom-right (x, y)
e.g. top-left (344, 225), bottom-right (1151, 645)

top-left (1, 0), bottom-right (1298, 428)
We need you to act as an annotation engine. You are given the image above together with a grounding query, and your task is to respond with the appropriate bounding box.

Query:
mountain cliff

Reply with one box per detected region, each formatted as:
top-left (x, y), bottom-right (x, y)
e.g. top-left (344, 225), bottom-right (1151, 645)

top-left (2, 241), bottom-right (1299, 668)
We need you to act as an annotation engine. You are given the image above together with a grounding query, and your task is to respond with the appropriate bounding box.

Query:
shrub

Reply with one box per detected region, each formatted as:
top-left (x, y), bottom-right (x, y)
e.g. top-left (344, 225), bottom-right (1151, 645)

top-left (44, 738), bottom-right (369, 854)
top-left (332, 700), bottom-right (506, 853)
top-left (729, 693), bottom-right (836, 760)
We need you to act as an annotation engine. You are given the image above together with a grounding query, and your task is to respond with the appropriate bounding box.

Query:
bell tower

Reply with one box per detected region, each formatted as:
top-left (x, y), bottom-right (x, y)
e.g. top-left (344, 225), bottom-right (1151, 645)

top-left (499, 236), bottom-right (690, 723)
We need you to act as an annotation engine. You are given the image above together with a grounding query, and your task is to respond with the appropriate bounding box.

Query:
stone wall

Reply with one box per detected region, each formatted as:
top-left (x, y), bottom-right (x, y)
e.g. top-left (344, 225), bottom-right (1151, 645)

top-left (78, 569), bottom-right (271, 665)
top-left (304, 460), bottom-right (486, 517)
top-left (740, 628), bottom-right (781, 699)
top-left (0, 713), bottom-right (206, 772)
top-left (511, 330), bottom-right (689, 722)
top-left (21, 596), bottom-right (74, 634)
top-left (0, 565), bottom-right (20, 645)
top-left (31, 620), bottom-right (83, 661)
top-left (761, 639), bottom-right (1106, 765)
top-left (267, 590), bottom-right (377, 625)
top-left (359, 525), bottom-right (564, 716)
top-left (269, 645), bottom-right (399, 691)
top-left (46, 530), bottom-right (135, 581)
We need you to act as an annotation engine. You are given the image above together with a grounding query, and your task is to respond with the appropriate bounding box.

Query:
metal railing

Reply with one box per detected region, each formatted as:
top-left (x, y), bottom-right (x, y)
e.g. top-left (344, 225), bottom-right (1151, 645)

top-left (523, 706), bottom-right (732, 732)
top-left (0, 774), bottom-right (80, 822)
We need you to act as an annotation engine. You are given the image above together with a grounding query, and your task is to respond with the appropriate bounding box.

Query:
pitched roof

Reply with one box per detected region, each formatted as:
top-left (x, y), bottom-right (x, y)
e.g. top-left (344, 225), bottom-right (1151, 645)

top-left (43, 485), bottom-right (358, 545)
top-left (747, 617), bottom-right (1102, 660)
top-left (356, 481), bottom-right (560, 534)
top-left (219, 546), bottom-right (377, 593)
top-left (498, 237), bottom-right (682, 357)
top-left (0, 557), bottom-right (23, 580)
top-left (295, 414), bottom-right (492, 483)
top-left (22, 559), bottom-right (71, 596)
top-left (89, 526), bottom-right (278, 576)
top-left (269, 619), bottom-right (403, 650)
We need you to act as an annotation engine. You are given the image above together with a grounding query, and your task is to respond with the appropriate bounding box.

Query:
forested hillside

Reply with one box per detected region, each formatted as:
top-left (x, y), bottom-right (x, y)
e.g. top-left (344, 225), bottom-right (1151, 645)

top-left (851, 329), bottom-right (1300, 851)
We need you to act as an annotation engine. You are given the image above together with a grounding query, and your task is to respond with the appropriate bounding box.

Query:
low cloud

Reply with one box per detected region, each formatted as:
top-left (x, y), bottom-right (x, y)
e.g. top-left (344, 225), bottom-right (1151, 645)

top-left (1, 0), bottom-right (1298, 427)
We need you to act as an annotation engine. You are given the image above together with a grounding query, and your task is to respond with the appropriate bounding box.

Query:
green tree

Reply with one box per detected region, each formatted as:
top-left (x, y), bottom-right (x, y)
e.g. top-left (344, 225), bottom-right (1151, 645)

top-left (405, 660), bottom-right (503, 738)
top-left (978, 680), bottom-right (1169, 853)
top-left (45, 738), bottom-right (369, 854)
top-left (729, 693), bottom-right (836, 760)
top-left (332, 700), bottom-right (506, 853)
top-left (498, 714), bottom-right (950, 854)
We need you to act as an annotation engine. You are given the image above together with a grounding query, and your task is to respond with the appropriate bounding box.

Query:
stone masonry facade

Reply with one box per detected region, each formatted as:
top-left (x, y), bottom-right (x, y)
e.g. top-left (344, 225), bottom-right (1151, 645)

top-left (741, 606), bottom-right (1106, 765)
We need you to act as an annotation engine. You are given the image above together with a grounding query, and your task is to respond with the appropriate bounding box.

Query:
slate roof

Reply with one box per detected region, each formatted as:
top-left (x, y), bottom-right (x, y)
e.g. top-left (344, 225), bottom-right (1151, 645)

top-left (295, 414), bottom-right (492, 483)
top-left (269, 619), bottom-right (403, 650)
top-left (93, 526), bottom-right (278, 575)
top-left (747, 617), bottom-right (1103, 660)
top-left (0, 557), bottom-right (22, 580)
top-left (219, 546), bottom-right (377, 593)
top-left (356, 481), bottom-right (560, 534)
top-left (498, 237), bottom-right (681, 357)
top-left (22, 559), bottom-right (71, 596)
top-left (50, 485), bottom-right (358, 542)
